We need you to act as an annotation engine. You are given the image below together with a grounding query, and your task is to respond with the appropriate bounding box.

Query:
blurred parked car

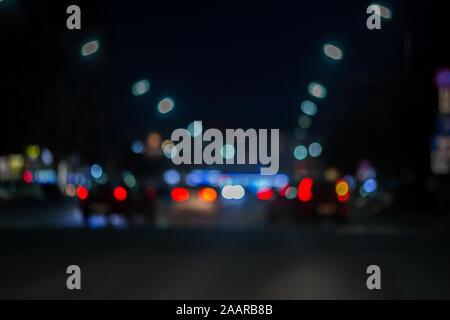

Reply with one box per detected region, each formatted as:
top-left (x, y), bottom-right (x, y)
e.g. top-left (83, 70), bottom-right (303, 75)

top-left (0, 181), bottom-right (58, 205)
top-left (170, 187), bottom-right (221, 228)
top-left (79, 185), bottom-right (156, 222)
top-left (266, 181), bottom-right (350, 227)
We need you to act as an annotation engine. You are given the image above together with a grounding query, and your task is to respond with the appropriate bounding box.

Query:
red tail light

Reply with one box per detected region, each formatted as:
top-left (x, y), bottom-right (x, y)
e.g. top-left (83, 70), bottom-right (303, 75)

top-left (77, 186), bottom-right (88, 200)
top-left (114, 187), bottom-right (127, 201)
top-left (257, 188), bottom-right (274, 200)
top-left (298, 178), bottom-right (313, 202)
top-left (171, 188), bottom-right (189, 202)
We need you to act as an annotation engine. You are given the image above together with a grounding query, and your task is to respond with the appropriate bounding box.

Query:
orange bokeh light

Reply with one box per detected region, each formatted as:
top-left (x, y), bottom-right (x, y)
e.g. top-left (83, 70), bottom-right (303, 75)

top-left (198, 188), bottom-right (218, 202)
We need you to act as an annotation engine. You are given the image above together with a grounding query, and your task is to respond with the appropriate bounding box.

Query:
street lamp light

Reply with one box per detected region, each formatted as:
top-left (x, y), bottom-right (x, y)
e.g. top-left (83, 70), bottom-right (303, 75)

top-left (308, 82), bottom-right (327, 99)
top-left (81, 40), bottom-right (100, 57)
top-left (132, 79), bottom-right (150, 96)
top-left (157, 98), bottom-right (175, 114)
top-left (323, 43), bottom-right (343, 61)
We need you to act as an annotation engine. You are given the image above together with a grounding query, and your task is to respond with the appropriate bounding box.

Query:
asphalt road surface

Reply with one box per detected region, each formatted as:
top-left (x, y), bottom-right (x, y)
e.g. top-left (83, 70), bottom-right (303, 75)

top-left (1, 227), bottom-right (450, 299)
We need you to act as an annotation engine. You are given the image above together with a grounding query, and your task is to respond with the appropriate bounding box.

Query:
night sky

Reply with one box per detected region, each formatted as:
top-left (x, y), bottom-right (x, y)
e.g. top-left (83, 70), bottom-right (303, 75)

top-left (102, 0), bottom-right (447, 174)
top-left (1, 0), bottom-right (448, 175)
top-left (106, 1), bottom-right (407, 132)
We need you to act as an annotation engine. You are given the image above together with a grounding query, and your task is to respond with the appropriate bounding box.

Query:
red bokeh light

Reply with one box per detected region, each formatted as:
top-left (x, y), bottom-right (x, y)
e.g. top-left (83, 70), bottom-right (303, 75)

top-left (278, 184), bottom-right (290, 197)
top-left (257, 188), bottom-right (274, 200)
top-left (298, 178), bottom-right (313, 202)
top-left (338, 193), bottom-right (350, 202)
top-left (23, 170), bottom-right (33, 183)
top-left (171, 188), bottom-right (189, 202)
top-left (145, 187), bottom-right (156, 199)
top-left (114, 187), bottom-right (128, 201)
top-left (77, 186), bottom-right (88, 200)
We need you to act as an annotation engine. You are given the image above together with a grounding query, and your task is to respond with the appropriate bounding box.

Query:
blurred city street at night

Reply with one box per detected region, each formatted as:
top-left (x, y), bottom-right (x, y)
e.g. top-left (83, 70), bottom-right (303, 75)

top-left (1, 0), bottom-right (450, 300)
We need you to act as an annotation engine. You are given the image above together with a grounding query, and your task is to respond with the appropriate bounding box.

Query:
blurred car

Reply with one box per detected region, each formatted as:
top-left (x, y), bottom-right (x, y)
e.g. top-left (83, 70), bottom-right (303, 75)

top-left (0, 181), bottom-right (51, 204)
top-left (266, 181), bottom-right (350, 227)
top-left (79, 185), bottom-right (156, 222)
top-left (170, 187), bottom-right (221, 228)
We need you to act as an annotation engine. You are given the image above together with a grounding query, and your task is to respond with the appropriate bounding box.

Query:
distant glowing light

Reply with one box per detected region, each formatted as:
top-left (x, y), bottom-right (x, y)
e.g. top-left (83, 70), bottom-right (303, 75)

top-left (199, 188), bottom-right (218, 202)
top-left (363, 179), bottom-right (378, 194)
top-left (308, 82), bottom-right (327, 99)
top-left (73, 173), bottom-right (87, 186)
top-left (122, 172), bottom-right (137, 188)
top-left (114, 187), bottom-right (128, 201)
top-left (357, 167), bottom-right (377, 182)
top-left (273, 174), bottom-right (290, 188)
top-left (218, 175), bottom-right (232, 188)
top-left (371, 3), bottom-right (392, 19)
top-left (33, 170), bottom-right (57, 185)
top-left (161, 140), bottom-right (173, 150)
top-left (77, 186), bottom-right (88, 200)
top-left (344, 175), bottom-right (357, 191)
top-left (186, 171), bottom-right (203, 187)
top-left (285, 187), bottom-right (298, 200)
top-left (23, 170), bottom-right (33, 183)
top-left (439, 88), bottom-right (450, 114)
top-left (335, 179), bottom-right (350, 197)
top-left (162, 140), bottom-right (176, 159)
top-left (87, 215), bottom-right (108, 229)
top-left (294, 145), bottom-right (308, 161)
top-left (338, 193), bottom-right (350, 202)
top-left (257, 188), bottom-right (274, 201)
top-left (278, 184), bottom-right (290, 197)
top-left (323, 44), bottom-right (343, 61)
top-left (41, 149), bottom-right (53, 166)
top-left (97, 174), bottom-right (108, 185)
top-left (308, 142), bottom-right (323, 158)
top-left (131, 140), bottom-right (144, 154)
top-left (298, 178), bottom-right (313, 202)
top-left (8, 155), bottom-right (24, 172)
top-left (163, 169), bottom-right (181, 185)
top-left (26, 145), bottom-right (40, 159)
top-left (301, 100), bottom-right (318, 116)
top-left (81, 40), bottom-right (99, 57)
top-left (298, 115), bottom-right (312, 129)
top-left (222, 185), bottom-right (245, 200)
top-left (359, 186), bottom-right (370, 198)
top-left (248, 177), bottom-right (270, 195)
top-left (171, 188), bottom-right (189, 202)
top-left (435, 68), bottom-right (450, 89)
top-left (132, 79), bottom-right (150, 96)
top-left (147, 133), bottom-right (162, 149)
top-left (158, 98), bottom-right (175, 114)
top-left (187, 121), bottom-right (203, 137)
top-left (206, 170), bottom-right (223, 185)
top-left (221, 144), bottom-right (236, 160)
top-left (65, 184), bottom-right (77, 197)
top-left (109, 214), bottom-right (129, 228)
top-left (325, 167), bottom-right (340, 182)
top-left (90, 164), bottom-right (103, 179)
